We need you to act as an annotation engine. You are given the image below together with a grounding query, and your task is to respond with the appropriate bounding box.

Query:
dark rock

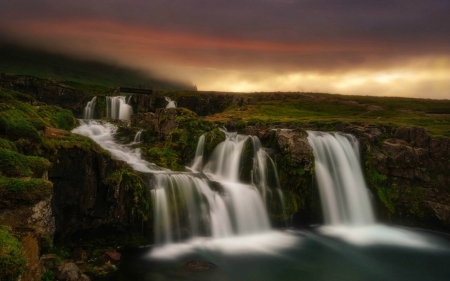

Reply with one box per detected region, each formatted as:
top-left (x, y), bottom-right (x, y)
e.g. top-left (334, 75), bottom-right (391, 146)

top-left (364, 126), bottom-right (450, 231)
top-left (276, 129), bottom-right (313, 170)
top-left (182, 260), bottom-right (217, 271)
top-left (48, 146), bottom-right (141, 240)
top-left (56, 262), bottom-right (90, 281)
top-left (104, 249), bottom-right (121, 263)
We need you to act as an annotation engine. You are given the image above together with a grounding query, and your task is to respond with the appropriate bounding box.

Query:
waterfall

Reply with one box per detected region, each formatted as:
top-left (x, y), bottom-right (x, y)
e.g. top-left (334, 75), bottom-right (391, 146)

top-left (106, 96), bottom-right (133, 120)
top-left (189, 134), bottom-right (205, 172)
top-left (165, 97), bottom-right (177, 108)
top-left (307, 131), bottom-right (375, 226)
top-left (133, 130), bottom-right (143, 143)
top-left (82, 96), bottom-right (97, 119)
top-left (73, 121), bottom-right (285, 246)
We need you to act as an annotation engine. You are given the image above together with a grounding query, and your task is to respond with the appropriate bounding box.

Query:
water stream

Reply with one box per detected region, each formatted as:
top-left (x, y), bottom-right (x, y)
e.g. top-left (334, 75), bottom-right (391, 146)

top-left (106, 96), bottom-right (133, 120)
top-left (82, 96), bottom-right (97, 119)
top-left (72, 123), bottom-right (450, 280)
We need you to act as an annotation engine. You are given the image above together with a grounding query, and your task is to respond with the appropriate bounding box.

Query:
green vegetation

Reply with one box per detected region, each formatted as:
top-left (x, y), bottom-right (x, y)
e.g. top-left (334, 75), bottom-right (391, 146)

top-left (0, 174), bottom-right (53, 205)
top-left (0, 148), bottom-right (50, 178)
top-left (103, 167), bottom-right (151, 220)
top-left (205, 92), bottom-right (450, 137)
top-left (0, 225), bottom-right (26, 281)
top-left (41, 270), bottom-right (55, 281)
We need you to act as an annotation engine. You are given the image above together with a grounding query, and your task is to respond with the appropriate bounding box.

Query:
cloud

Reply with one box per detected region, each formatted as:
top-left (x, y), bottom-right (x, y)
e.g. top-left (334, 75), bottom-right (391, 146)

top-left (0, 1), bottom-right (449, 98)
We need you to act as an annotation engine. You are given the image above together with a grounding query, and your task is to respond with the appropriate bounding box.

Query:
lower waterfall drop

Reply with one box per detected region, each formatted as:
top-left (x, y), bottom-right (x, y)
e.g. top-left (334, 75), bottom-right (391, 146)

top-left (72, 121), bottom-right (284, 247)
top-left (307, 131), bottom-right (375, 226)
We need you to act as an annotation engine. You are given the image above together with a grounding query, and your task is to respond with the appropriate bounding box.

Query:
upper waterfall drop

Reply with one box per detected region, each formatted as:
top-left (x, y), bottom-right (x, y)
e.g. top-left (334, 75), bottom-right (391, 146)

top-left (82, 96), bottom-right (97, 119)
top-left (106, 96), bottom-right (133, 120)
top-left (165, 97), bottom-right (177, 108)
top-left (307, 131), bottom-right (375, 226)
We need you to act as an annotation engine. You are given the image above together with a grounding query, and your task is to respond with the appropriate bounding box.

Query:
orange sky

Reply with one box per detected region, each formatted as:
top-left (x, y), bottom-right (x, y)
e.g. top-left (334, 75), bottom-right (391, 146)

top-left (1, 1), bottom-right (449, 98)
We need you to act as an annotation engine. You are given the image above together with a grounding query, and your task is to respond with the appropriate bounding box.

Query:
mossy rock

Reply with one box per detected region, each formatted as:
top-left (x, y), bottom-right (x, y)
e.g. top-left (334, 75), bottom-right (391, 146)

top-left (0, 148), bottom-right (50, 178)
top-left (0, 225), bottom-right (26, 281)
top-left (0, 175), bottom-right (53, 207)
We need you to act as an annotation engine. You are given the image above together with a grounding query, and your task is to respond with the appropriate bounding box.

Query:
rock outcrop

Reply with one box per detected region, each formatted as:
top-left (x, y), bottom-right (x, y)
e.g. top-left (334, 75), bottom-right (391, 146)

top-left (364, 127), bottom-right (450, 230)
top-left (48, 146), bottom-right (147, 240)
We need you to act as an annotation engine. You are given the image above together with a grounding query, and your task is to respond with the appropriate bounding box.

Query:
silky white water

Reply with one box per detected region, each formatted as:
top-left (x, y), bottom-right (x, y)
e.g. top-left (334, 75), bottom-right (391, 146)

top-left (73, 121), bottom-right (283, 246)
top-left (82, 96), bottom-right (97, 119)
top-left (307, 131), bottom-right (375, 225)
top-left (106, 96), bottom-right (133, 120)
top-left (165, 97), bottom-right (177, 108)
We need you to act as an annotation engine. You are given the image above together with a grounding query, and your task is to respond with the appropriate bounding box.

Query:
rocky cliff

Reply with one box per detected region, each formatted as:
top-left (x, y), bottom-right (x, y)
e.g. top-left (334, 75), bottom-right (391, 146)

top-left (362, 126), bottom-right (450, 231)
top-left (0, 73), bottom-right (118, 116)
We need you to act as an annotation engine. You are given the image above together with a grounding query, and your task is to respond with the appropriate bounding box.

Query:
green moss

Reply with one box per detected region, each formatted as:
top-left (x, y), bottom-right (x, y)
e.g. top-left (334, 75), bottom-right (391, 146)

top-left (0, 138), bottom-right (17, 152)
top-left (41, 270), bottom-right (55, 281)
top-left (37, 106), bottom-right (76, 130)
top-left (203, 128), bottom-right (225, 160)
top-left (0, 175), bottom-right (53, 205)
top-left (0, 225), bottom-right (26, 281)
top-left (0, 109), bottom-right (42, 142)
top-left (103, 167), bottom-right (151, 220)
top-left (0, 148), bottom-right (50, 178)
top-left (404, 186), bottom-right (425, 217)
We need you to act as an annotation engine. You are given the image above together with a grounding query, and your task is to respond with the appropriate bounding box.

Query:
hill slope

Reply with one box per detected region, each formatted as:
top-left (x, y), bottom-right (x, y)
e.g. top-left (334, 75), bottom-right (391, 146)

top-left (0, 42), bottom-right (195, 90)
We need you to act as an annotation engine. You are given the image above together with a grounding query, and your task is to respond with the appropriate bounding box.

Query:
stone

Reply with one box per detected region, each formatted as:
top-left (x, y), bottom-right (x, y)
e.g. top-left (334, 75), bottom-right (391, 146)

top-left (56, 262), bottom-right (90, 281)
top-left (276, 129), bottom-right (313, 170)
top-left (182, 260), bottom-right (217, 271)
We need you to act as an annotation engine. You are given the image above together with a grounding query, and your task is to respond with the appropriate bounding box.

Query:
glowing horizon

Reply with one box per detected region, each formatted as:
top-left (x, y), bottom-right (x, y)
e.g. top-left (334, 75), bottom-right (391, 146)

top-left (0, 1), bottom-right (449, 99)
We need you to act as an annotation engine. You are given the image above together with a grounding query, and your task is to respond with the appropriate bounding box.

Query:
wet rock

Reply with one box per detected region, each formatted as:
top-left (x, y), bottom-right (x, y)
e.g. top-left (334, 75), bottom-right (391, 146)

top-left (394, 127), bottom-right (430, 148)
top-left (56, 262), bottom-right (90, 281)
top-left (131, 108), bottom-right (192, 140)
top-left (182, 260), bottom-right (217, 271)
top-left (276, 129), bottom-right (313, 170)
top-left (364, 126), bottom-right (450, 230)
top-left (104, 249), bottom-right (121, 263)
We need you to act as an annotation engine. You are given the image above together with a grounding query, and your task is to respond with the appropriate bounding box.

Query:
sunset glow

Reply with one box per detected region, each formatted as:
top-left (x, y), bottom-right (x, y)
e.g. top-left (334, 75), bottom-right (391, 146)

top-left (0, 0), bottom-right (449, 98)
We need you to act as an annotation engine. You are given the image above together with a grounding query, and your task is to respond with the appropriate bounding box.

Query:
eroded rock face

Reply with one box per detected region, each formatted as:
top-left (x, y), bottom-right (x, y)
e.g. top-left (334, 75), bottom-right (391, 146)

top-left (0, 74), bottom-right (86, 115)
top-left (56, 262), bottom-right (90, 281)
top-left (364, 126), bottom-right (450, 230)
top-left (131, 108), bottom-right (189, 140)
top-left (276, 129), bottom-right (313, 170)
top-left (48, 147), bottom-right (141, 240)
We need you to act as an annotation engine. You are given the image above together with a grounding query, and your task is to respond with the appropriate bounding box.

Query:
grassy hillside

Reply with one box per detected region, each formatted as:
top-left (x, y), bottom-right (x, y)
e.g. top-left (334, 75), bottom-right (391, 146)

top-left (0, 42), bottom-right (194, 90)
top-left (204, 92), bottom-right (450, 137)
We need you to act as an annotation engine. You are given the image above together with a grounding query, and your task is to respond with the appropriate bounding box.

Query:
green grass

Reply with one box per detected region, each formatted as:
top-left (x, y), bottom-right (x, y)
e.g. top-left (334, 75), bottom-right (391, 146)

top-left (205, 92), bottom-right (450, 137)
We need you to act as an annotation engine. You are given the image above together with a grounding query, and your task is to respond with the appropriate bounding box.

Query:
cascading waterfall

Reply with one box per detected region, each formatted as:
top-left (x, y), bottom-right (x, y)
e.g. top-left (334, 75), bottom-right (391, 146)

top-left (82, 96), bottom-right (97, 119)
top-left (165, 97), bottom-right (177, 108)
top-left (72, 121), bottom-right (285, 246)
top-left (133, 130), bottom-right (143, 143)
top-left (307, 131), bottom-right (375, 226)
top-left (106, 96), bottom-right (133, 120)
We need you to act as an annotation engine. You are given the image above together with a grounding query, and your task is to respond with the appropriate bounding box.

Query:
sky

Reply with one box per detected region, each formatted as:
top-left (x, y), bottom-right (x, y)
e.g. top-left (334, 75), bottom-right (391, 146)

top-left (0, 0), bottom-right (449, 99)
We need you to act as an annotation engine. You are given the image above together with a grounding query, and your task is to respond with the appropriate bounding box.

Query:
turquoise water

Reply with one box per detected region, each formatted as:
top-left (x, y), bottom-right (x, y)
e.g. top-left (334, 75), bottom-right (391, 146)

top-left (108, 227), bottom-right (450, 281)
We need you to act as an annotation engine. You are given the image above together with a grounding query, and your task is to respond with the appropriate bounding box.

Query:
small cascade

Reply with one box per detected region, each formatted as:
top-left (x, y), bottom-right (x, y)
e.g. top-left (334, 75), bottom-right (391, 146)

top-left (189, 134), bottom-right (205, 171)
top-left (165, 97), bottom-right (177, 108)
top-left (82, 96), bottom-right (97, 119)
top-left (106, 96), bottom-right (133, 120)
top-left (133, 130), bottom-right (143, 143)
top-left (307, 131), bottom-right (375, 226)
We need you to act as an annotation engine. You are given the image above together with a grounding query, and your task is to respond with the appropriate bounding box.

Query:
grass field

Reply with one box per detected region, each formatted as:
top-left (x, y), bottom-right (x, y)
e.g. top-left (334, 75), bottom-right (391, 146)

top-left (205, 92), bottom-right (450, 137)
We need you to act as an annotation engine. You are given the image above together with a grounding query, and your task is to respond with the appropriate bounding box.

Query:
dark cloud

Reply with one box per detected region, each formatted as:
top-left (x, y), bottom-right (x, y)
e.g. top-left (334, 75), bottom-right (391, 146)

top-left (0, 0), bottom-right (449, 96)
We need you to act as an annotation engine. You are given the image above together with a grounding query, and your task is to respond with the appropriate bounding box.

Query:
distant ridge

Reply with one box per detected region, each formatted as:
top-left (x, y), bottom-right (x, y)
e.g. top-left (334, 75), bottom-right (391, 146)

top-left (0, 41), bottom-right (195, 90)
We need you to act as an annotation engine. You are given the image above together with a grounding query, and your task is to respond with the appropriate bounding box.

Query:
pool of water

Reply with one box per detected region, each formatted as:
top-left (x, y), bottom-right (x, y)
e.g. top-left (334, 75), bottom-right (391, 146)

top-left (106, 226), bottom-right (450, 281)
